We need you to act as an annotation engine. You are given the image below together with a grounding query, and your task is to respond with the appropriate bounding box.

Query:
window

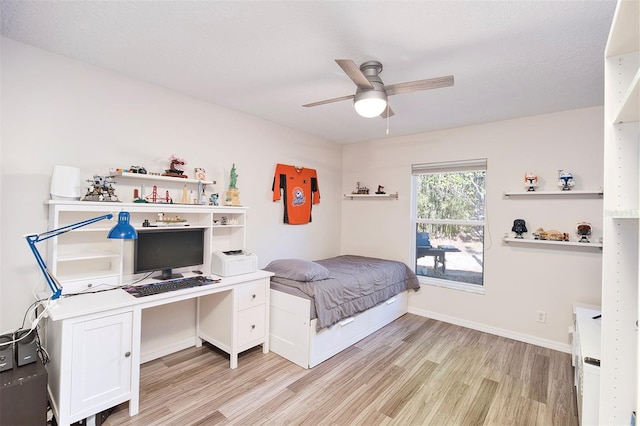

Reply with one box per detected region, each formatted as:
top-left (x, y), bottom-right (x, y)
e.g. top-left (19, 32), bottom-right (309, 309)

top-left (411, 159), bottom-right (486, 292)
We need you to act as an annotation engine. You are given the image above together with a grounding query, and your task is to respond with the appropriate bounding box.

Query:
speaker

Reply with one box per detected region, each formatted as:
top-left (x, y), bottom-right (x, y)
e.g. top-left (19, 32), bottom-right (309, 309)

top-left (15, 329), bottom-right (38, 367)
top-left (50, 165), bottom-right (82, 200)
top-left (0, 360), bottom-right (48, 425)
top-left (0, 333), bottom-right (13, 372)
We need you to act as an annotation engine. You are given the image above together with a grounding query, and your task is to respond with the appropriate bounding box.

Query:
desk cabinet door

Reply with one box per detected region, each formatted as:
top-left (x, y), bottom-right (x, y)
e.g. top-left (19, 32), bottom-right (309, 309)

top-left (70, 312), bottom-right (133, 417)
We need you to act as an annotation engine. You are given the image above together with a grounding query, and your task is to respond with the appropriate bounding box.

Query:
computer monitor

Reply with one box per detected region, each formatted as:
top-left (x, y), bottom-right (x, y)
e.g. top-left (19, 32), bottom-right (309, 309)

top-left (134, 227), bottom-right (205, 280)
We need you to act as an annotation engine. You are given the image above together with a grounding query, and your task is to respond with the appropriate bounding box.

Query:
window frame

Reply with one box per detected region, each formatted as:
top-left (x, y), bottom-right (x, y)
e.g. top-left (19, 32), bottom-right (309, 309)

top-left (410, 159), bottom-right (487, 294)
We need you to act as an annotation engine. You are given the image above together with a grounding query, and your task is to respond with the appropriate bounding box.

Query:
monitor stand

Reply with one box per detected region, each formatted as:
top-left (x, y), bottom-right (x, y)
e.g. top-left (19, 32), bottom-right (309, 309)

top-left (154, 269), bottom-right (184, 281)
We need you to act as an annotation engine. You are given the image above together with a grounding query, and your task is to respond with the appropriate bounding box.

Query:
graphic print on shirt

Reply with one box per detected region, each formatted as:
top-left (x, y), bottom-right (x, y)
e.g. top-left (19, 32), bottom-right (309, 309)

top-left (272, 164), bottom-right (320, 225)
top-left (292, 187), bottom-right (306, 206)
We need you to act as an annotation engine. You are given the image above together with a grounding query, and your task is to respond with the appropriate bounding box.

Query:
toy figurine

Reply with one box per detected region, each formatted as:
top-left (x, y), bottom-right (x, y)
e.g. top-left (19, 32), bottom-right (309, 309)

top-left (577, 222), bottom-right (592, 243)
top-left (557, 170), bottom-right (574, 191)
top-left (524, 172), bottom-right (538, 192)
top-left (511, 219), bottom-right (528, 239)
top-left (229, 164), bottom-right (238, 189)
top-left (225, 164), bottom-right (241, 206)
top-left (82, 175), bottom-right (120, 202)
top-left (194, 167), bottom-right (206, 180)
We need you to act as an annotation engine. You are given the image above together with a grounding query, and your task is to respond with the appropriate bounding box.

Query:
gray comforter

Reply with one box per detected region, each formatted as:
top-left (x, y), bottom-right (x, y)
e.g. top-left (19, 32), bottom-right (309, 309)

top-left (271, 255), bottom-right (420, 330)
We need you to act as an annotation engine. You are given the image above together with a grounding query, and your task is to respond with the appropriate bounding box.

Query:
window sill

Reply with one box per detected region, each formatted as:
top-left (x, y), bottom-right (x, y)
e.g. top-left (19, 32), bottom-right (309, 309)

top-left (418, 276), bottom-right (485, 295)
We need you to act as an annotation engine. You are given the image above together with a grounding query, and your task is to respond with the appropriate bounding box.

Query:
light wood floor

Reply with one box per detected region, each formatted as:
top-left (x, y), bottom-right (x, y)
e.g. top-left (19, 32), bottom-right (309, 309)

top-left (105, 314), bottom-right (578, 426)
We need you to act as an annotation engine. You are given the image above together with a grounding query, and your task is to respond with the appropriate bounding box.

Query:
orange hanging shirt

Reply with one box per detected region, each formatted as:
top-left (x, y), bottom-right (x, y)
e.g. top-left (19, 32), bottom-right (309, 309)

top-left (272, 164), bottom-right (320, 224)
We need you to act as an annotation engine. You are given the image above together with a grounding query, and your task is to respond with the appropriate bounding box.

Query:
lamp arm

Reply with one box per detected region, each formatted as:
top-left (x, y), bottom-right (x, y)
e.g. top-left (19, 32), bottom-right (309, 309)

top-left (24, 213), bottom-right (114, 300)
top-left (31, 213), bottom-right (114, 243)
top-left (25, 234), bottom-right (62, 299)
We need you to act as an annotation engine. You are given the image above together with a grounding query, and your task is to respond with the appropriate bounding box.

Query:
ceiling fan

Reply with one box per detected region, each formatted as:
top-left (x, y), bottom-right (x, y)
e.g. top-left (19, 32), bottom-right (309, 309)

top-left (303, 59), bottom-right (454, 118)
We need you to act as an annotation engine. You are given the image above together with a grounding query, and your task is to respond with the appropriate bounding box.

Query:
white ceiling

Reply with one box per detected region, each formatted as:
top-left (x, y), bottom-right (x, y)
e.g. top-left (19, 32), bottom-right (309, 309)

top-left (0, 1), bottom-right (616, 144)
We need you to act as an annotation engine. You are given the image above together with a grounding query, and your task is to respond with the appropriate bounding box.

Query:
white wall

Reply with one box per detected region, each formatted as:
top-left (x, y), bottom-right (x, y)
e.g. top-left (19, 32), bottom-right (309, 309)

top-left (341, 107), bottom-right (603, 350)
top-left (0, 38), bottom-right (342, 336)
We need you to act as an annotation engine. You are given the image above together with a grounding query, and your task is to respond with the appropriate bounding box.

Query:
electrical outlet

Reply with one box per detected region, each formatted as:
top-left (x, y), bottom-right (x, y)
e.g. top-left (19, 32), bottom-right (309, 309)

top-left (536, 310), bottom-right (546, 323)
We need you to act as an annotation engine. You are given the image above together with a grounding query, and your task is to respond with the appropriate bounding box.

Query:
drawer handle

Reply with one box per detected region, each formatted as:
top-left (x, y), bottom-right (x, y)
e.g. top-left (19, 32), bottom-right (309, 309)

top-left (339, 317), bottom-right (354, 326)
top-left (252, 294), bottom-right (256, 300)
top-left (386, 297), bottom-right (397, 305)
top-left (251, 324), bottom-right (256, 330)
top-left (125, 351), bottom-right (131, 358)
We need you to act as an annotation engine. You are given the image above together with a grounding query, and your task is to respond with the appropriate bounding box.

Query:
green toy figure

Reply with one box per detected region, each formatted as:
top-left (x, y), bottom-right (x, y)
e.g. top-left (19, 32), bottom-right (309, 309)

top-left (229, 164), bottom-right (238, 189)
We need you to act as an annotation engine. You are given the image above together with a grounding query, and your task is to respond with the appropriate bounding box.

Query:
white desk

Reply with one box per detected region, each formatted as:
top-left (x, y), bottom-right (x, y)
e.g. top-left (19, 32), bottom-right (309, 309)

top-left (44, 270), bottom-right (273, 426)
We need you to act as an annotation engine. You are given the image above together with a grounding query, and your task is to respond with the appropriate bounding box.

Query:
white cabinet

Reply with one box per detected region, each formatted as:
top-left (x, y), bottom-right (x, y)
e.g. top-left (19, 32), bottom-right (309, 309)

top-left (46, 309), bottom-right (133, 426)
top-left (47, 201), bottom-right (248, 294)
top-left (572, 306), bottom-right (601, 426)
top-left (601, 0), bottom-right (639, 423)
top-left (197, 277), bottom-right (269, 369)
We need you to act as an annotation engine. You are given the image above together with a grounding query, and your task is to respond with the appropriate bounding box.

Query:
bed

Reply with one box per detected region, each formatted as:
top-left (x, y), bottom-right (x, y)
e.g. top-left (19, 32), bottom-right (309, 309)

top-left (265, 255), bottom-right (420, 368)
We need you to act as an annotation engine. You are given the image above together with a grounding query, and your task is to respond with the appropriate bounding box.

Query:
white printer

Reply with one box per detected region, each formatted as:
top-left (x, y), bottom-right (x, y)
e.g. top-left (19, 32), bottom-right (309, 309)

top-left (211, 250), bottom-right (257, 276)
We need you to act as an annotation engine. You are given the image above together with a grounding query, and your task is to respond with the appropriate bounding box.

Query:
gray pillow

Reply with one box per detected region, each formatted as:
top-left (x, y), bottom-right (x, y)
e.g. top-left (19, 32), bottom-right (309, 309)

top-left (264, 259), bottom-right (331, 282)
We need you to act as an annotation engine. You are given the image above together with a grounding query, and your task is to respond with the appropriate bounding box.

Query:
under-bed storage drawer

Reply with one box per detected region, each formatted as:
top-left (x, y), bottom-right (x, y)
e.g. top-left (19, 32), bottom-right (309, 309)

top-left (368, 292), bottom-right (408, 329)
top-left (313, 309), bottom-right (369, 351)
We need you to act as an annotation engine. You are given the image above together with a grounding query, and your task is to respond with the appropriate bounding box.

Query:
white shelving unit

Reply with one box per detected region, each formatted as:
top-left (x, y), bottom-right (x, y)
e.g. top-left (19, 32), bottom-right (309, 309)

top-left (601, 0), bottom-right (639, 424)
top-left (46, 200), bottom-right (247, 295)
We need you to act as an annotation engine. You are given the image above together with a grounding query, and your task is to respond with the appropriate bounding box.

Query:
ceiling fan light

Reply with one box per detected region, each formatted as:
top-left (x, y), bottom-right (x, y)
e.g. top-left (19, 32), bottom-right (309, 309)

top-left (354, 90), bottom-right (387, 118)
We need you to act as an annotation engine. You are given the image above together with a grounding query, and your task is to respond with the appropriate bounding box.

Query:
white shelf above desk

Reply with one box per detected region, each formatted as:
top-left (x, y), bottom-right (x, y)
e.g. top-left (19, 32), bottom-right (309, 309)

top-left (109, 171), bottom-right (215, 186)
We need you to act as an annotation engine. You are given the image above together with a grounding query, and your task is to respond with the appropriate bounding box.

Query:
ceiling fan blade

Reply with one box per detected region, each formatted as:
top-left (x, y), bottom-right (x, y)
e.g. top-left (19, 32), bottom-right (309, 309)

top-left (303, 94), bottom-right (355, 108)
top-left (380, 105), bottom-right (395, 118)
top-left (385, 75), bottom-right (454, 96)
top-left (335, 59), bottom-right (374, 90)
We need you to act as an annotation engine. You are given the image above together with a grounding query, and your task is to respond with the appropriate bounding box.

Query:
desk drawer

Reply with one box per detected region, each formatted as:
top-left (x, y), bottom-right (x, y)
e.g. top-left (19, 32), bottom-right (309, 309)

top-left (238, 282), bottom-right (266, 311)
top-left (238, 305), bottom-right (266, 346)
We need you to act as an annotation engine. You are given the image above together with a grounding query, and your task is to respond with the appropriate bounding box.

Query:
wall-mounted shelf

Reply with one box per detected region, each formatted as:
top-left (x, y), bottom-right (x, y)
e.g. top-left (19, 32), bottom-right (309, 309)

top-left (109, 171), bottom-right (215, 186)
top-left (503, 237), bottom-right (603, 249)
top-left (344, 192), bottom-right (398, 200)
top-left (503, 189), bottom-right (603, 198)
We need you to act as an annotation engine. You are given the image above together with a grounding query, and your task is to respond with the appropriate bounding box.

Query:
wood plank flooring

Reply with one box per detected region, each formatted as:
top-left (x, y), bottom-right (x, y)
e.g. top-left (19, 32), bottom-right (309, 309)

top-left (104, 314), bottom-right (578, 426)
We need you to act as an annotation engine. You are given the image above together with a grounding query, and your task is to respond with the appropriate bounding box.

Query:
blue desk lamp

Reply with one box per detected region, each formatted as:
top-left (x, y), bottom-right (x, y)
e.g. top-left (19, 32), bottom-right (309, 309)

top-left (25, 212), bottom-right (138, 300)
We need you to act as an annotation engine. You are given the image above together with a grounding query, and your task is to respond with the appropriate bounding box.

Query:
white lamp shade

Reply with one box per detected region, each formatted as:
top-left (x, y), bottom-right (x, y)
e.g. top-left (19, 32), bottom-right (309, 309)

top-left (354, 89), bottom-right (388, 118)
top-left (50, 165), bottom-right (82, 200)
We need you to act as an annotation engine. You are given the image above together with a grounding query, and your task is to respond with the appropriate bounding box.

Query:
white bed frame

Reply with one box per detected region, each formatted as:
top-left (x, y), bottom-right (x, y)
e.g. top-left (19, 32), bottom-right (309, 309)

top-left (269, 289), bottom-right (409, 368)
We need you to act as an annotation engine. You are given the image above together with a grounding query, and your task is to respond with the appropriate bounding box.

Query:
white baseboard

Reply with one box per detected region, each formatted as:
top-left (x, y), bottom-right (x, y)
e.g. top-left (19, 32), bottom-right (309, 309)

top-left (408, 307), bottom-right (571, 354)
top-left (140, 337), bottom-right (197, 364)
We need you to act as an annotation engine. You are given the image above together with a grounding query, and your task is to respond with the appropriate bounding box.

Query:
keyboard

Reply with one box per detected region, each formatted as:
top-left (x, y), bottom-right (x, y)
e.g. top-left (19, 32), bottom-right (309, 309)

top-left (123, 276), bottom-right (220, 298)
